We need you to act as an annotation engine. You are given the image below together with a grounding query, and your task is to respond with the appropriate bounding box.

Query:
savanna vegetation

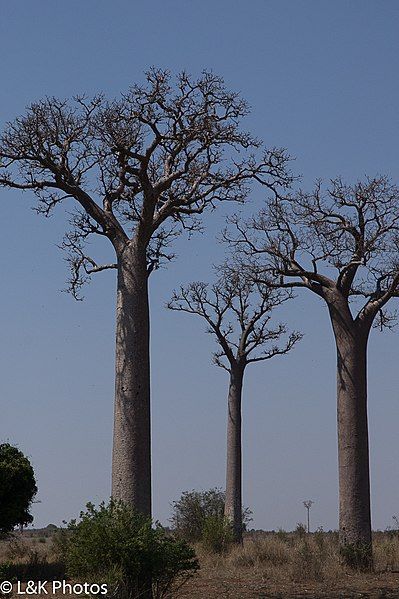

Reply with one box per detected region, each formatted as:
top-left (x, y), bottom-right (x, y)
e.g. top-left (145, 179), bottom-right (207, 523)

top-left (2, 524), bottom-right (399, 598)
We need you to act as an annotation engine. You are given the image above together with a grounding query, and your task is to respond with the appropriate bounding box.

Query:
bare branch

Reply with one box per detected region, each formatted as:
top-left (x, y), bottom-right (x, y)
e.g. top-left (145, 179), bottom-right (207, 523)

top-left (0, 71), bottom-right (293, 296)
top-left (168, 262), bottom-right (299, 371)
top-left (226, 176), bottom-right (399, 331)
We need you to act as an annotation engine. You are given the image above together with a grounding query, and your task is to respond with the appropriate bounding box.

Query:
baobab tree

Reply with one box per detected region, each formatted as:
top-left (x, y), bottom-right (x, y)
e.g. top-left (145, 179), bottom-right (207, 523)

top-left (0, 70), bottom-right (292, 516)
top-left (168, 265), bottom-right (300, 543)
top-left (228, 176), bottom-right (399, 567)
top-left (303, 500), bottom-right (314, 534)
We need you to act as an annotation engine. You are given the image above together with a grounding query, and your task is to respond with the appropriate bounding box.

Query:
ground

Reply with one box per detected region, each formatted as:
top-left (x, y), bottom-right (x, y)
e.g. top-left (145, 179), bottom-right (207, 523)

top-left (177, 570), bottom-right (399, 598)
top-left (1, 529), bottom-right (399, 598)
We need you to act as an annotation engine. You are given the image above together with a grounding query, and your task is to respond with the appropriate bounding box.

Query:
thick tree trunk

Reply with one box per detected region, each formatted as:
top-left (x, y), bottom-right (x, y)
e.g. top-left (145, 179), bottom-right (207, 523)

top-left (330, 306), bottom-right (372, 569)
top-left (224, 365), bottom-right (244, 544)
top-left (112, 241), bottom-right (152, 517)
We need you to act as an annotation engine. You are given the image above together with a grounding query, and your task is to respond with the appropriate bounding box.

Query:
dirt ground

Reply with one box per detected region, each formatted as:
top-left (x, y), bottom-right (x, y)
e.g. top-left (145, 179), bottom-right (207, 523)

top-left (10, 579), bottom-right (399, 599)
top-left (176, 571), bottom-right (399, 598)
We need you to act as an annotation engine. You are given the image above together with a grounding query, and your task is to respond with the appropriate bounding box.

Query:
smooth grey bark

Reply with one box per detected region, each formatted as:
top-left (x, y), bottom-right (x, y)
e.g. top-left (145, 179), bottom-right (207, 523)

top-left (224, 364), bottom-right (245, 543)
top-left (328, 297), bottom-right (372, 568)
top-left (112, 241), bottom-right (152, 517)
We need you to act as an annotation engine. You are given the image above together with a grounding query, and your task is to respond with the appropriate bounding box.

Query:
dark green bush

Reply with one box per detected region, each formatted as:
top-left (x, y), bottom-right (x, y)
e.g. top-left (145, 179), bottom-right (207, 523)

top-left (0, 444), bottom-right (37, 536)
top-left (59, 500), bottom-right (199, 599)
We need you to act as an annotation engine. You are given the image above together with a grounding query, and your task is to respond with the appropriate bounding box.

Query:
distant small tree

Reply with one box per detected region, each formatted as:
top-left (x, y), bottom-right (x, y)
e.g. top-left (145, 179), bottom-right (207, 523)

top-left (170, 488), bottom-right (226, 543)
top-left (303, 500), bottom-right (314, 533)
top-left (170, 488), bottom-right (251, 552)
top-left (0, 443), bottom-right (37, 536)
top-left (168, 266), bottom-right (300, 543)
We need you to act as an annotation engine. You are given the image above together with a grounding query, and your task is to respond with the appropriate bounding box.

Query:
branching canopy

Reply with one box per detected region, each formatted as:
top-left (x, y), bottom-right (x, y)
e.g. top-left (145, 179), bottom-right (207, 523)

top-left (168, 265), bottom-right (301, 372)
top-left (0, 70), bottom-right (293, 299)
top-left (227, 176), bottom-right (399, 331)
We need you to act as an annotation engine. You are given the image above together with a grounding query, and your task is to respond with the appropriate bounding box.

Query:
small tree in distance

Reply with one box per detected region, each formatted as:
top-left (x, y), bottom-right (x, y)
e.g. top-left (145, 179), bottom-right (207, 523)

top-left (0, 443), bottom-right (37, 536)
top-left (303, 500), bottom-right (314, 534)
top-left (228, 175), bottom-right (399, 568)
top-left (0, 70), bottom-right (293, 517)
top-left (168, 265), bottom-right (301, 543)
top-left (170, 488), bottom-right (252, 543)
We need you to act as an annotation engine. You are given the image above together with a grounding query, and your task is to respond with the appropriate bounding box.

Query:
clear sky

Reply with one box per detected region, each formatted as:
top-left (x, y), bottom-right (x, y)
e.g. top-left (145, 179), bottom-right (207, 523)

top-left (1, 0), bottom-right (398, 532)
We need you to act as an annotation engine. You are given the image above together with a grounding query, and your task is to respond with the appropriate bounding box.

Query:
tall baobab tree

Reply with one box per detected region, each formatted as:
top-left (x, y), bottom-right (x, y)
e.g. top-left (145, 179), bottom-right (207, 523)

top-left (0, 70), bottom-right (293, 517)
top-left (228, 176), bottom-right (399, 567)
top-left (168, 266), bottom-right (300, 543)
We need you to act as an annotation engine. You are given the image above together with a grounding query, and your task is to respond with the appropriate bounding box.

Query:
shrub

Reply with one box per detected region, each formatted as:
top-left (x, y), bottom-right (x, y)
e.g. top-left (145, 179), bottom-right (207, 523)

top-left (314, 526), bottom-right (325, 551)
top-left (339, 541), bottom-right (373, 571)
top-left (295, 523), bottom-right (307, 539)
top-left (3, 537), bottom-right (29, 561)
top-left (170, 488), bottom-right (251, 548)
top-left (201, 516), bottom-right (233, 554)
top-left (59, 500), bottom-right (199, 599)
top-left (290, 539), bottom-right (324, 582)
top-left (0, 444), bottom-right (37, 536)
top-left (276, 527), bottom-right (289, 543)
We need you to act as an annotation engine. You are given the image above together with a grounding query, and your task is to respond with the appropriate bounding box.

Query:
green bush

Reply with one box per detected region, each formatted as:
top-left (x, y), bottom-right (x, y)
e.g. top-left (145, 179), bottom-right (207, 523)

top-left (291, 539), bottom-right (324, 582)
top-left (170, 488), bottom-right (251, 549)
top-left (59, 500), bottom-right (199, 599)
top-left (201, 515), bottom-right (233, 554)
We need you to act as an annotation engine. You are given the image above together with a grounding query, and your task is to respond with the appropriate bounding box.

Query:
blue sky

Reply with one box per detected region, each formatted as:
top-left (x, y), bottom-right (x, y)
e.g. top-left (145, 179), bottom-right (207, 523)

top-left (1, 0), bottom-right (398, 531)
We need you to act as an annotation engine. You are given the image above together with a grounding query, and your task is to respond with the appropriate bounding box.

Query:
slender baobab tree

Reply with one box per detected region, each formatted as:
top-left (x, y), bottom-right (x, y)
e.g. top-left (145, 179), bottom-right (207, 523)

top-left (0, 70), bottom-right (293, 517)
top-left (303, 500), bottom-right (314, 533)
top-left (168, 265), bottom-right (300, 543)
top-left (228, 176), bottom-right (399, 567)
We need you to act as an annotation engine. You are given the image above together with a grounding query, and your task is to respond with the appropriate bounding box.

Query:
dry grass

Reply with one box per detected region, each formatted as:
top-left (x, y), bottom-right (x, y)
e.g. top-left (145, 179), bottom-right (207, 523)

top-left (0, 533), bottom-right (62, 563)
top-left (0, 533), bottom-right (65, 583)
top-left (177, 531), bottom-right (399, 598)
top-left (2, 530), bottom-right (399, 597)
